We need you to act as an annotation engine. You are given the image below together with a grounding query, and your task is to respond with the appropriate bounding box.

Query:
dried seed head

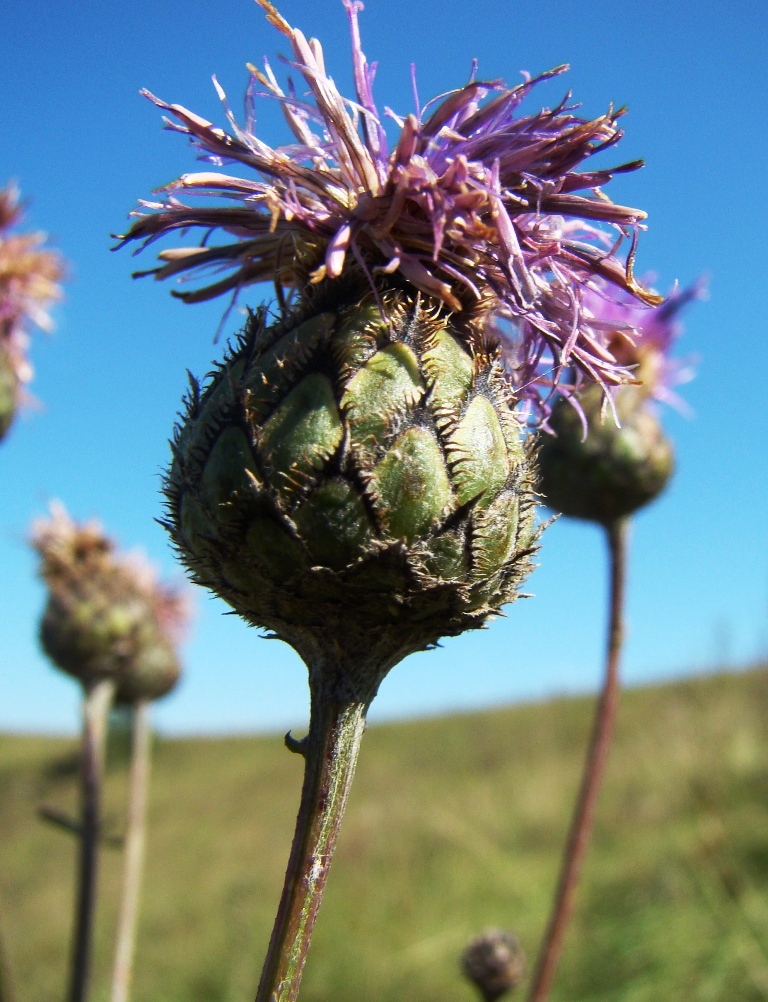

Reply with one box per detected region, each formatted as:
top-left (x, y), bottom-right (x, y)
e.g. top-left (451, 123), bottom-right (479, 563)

top-left (462, 928), bottom-right (526, 1001)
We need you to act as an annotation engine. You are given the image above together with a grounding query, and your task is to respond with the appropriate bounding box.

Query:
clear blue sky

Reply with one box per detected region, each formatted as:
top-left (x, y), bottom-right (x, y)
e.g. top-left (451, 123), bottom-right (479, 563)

top-left (1, 0), bottom-right (766, 735)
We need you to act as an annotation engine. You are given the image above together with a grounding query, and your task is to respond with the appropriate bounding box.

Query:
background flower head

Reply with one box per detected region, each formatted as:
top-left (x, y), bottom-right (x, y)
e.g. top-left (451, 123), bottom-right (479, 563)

top-left (0, 183), bottom-right (65, 430)
top-left (580, 275), bottom-right (707, 410)
top-left (31, 502), bottom-right (192, 686)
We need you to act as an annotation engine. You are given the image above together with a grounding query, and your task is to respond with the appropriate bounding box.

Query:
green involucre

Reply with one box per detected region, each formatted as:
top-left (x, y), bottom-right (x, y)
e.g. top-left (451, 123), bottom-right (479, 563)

top-left (538, 385), bottom-right (674, 525)
top-left (165, 281), bottom-right (539, 699)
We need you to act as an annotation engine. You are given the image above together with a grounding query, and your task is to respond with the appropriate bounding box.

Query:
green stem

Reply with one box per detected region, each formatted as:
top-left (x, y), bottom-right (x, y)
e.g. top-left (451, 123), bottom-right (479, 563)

top-left (527, 517), bottom-right (630, 1002)
top-left (254, 688), bottom-right (367, 1002)
top-left (0, 903), bottom-right (17, 1002)
top-left (110, 701), bottom-right (152, 1002)
top-left (67, 677), bottom-right (116, 1002)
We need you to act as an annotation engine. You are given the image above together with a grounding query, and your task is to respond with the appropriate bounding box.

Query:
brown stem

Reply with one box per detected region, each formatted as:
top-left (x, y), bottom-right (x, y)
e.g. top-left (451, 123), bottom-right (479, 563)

top-left (254, 687), bottom-right (367, 1002)
top-left (67, 677), bottom-right (116, 1002)
top-left (527, 517), bottom-right (630, 1002)
top-left (110, 701), bottom-right (152, 1002)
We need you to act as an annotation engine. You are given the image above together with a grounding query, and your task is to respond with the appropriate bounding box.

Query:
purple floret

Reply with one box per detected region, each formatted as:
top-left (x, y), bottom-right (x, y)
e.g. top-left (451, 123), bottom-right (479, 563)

top-left (118, 0), bottom-right (666, 412)
top-left (579, 275), bottom-right (706, 409)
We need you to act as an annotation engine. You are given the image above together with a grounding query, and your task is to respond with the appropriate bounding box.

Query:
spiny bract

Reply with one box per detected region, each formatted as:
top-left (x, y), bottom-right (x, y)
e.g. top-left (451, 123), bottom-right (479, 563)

top-left (165, 280), bottom-right (538, 700)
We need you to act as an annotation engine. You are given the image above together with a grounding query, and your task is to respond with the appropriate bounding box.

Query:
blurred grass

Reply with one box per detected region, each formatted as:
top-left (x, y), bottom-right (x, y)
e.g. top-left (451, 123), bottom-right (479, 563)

top-left (2, 666), bottom-right (768, 1001)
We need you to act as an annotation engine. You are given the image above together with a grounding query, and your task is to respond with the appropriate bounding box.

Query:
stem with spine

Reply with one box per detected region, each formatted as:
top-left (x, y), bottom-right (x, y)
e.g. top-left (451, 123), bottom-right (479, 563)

top-left (527, 517), bottom-right (629, 1002)
top-left (110, 701), bottom-right (152, 1002)
top-left (68, 676), bottom-right (116, 1002)
top-left (254, 682), bottom-right (367, 1002)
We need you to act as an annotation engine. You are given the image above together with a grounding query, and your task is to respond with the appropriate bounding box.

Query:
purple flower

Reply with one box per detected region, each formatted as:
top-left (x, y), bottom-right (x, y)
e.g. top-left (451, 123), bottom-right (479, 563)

top-left (580, 275), bottom-right (706, 410)
top-left (0, 183), bottom-right (65, 396)
top-left (118, 0), bottom-right (662, 406)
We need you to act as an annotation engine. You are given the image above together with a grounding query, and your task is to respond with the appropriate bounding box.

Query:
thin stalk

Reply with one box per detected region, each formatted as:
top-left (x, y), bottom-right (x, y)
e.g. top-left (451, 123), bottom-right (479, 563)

top-left (527, 517), bottom-right (630, 1002)
top-left (255, 689), bottom-right (367, 1002)
top-left (68, 677), bottom-right (116, 1002)
top-left (110, 701), bottom-right (152, 1002)
top-left (0, 904), bottom-right (16, 1002)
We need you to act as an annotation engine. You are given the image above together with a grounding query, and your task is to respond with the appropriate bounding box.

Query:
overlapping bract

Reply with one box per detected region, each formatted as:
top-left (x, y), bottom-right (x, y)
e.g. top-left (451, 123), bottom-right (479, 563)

top-left (119, 0), bottom-right (660, 413)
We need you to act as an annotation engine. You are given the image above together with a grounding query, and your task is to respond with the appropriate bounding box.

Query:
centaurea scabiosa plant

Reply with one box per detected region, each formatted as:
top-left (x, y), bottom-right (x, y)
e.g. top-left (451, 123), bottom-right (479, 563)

top-left (0, 183), bottom-right (64, 442)
top-left (119, 2), bottom-right (660, 998)
top-left (528, 278), bottom-right (704, 1002)
top-left (31, 503), bottom-right (189, 1002)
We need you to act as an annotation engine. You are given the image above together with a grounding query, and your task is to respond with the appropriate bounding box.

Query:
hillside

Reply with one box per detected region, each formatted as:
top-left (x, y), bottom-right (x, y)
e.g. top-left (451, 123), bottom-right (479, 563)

top-left (2, 667), bottom-right (768, 1002)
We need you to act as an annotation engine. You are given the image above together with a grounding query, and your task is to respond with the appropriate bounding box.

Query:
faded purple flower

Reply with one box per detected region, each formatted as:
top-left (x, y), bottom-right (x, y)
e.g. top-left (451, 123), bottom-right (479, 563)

top-left (118, 0), bottom-right (662, 406)
top-left (31, 501), bottom-right (193, 649)
top-left (0, 183), bottom-right (65, 397)
top-left (580, 275), bottom-right (705, 410)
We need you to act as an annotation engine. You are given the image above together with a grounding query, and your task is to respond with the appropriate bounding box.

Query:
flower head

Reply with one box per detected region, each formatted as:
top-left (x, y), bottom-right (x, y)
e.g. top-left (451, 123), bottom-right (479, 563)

top-left (32, 501), bottom-right (192, 654)
top-left (0, 183), bottom-right (65, 403)
top-left (535, 275), bottom-right (704, 522)
top-left (118, 0), bottom-right (661, 410)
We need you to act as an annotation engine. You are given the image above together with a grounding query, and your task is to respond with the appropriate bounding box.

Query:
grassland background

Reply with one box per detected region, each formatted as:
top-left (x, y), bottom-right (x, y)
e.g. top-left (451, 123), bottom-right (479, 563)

top-left (2, 667), bottom-right (768, 1002)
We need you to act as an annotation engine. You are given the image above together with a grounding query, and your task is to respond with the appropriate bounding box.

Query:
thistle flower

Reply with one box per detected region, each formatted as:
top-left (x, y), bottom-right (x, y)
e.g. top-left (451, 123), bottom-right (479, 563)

top-left (31, 504), bottom-right (191, 1002)
top-left (118, 0), bottom-right (659, 409)
top-left (0, 183), bottom-right (65, 440)
top-left (120, 5), bottom-right (661, 998)
top-left (117, 0), bottom-right (665, 686)
top-left (32, 502), bottom-right (190, 689)
top-left (537, 277), bottom-right (704, 524)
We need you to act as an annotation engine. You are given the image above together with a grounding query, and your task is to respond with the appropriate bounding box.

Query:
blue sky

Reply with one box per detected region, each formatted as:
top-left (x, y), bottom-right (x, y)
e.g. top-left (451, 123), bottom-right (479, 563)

top-left (1, 0), bottom-right (766, 735)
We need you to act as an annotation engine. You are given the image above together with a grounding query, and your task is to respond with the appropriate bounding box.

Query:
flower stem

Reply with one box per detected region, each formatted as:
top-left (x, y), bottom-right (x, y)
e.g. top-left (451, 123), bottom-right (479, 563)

top-left (254, 689), bottom-right (367, 1002)
top-left (110, 700), bottom-right (152, 1002)
top-left (0, 903), bottom-right (16, 1002)
top-left (68, 677), bottom-right (116, 1002)
top-left (526, 517), bottom-right (630, 1002)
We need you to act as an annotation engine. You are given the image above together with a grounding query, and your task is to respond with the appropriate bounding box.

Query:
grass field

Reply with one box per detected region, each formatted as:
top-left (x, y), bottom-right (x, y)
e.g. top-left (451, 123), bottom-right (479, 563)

top-left (2, 666), bottom-right (768, 1002)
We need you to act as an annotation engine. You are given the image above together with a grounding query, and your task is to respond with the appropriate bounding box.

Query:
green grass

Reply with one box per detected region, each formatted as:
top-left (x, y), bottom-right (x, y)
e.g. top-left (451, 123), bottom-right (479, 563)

top-left (3, 667), bottom-right (768, 1002)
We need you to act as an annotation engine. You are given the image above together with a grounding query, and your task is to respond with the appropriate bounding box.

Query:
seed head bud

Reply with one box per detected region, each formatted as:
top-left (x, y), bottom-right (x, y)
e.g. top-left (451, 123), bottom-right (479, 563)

top-left (462, 928), bottom-right (526, 1001)
top-left (538, 383), bottom-right (674, 524)
top-left (31, 502), bottom-right (190, 692)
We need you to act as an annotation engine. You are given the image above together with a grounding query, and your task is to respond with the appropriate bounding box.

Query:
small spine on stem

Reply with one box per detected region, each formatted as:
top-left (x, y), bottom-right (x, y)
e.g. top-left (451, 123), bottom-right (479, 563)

top-left (255, 689), bottom-right (367, 1002)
